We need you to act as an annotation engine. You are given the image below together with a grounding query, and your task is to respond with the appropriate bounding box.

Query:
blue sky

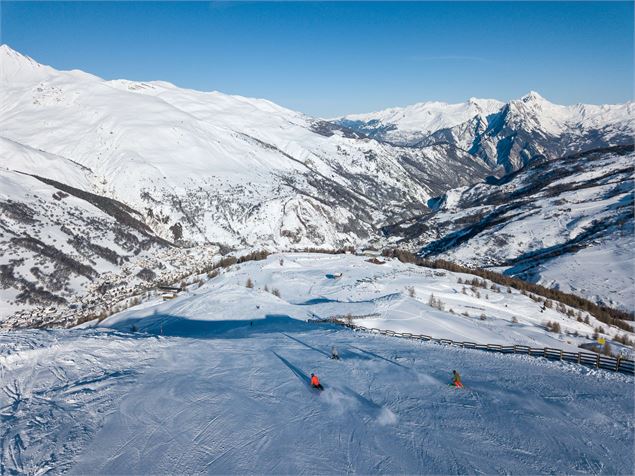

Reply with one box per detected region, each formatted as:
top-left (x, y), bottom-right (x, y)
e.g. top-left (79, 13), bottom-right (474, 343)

top-left (1, 1), bottom-right (632, 117)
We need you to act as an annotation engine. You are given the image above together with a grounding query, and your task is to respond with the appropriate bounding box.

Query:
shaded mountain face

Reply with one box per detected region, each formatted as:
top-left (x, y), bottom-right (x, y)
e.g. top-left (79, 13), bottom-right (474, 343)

top-left (336, 92), bottom-right (633, 174)
top-left (383, 145), bottom-right (634, 311)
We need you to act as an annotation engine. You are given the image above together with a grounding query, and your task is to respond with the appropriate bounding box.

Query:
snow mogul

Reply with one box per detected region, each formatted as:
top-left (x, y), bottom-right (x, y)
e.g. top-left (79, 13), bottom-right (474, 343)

top-left (310, 373), bottom-right (324, 390)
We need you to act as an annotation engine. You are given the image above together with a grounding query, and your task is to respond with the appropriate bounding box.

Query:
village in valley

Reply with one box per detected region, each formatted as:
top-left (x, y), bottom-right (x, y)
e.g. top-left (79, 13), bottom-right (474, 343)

top-left (2, 245), bottom-right (220, 330)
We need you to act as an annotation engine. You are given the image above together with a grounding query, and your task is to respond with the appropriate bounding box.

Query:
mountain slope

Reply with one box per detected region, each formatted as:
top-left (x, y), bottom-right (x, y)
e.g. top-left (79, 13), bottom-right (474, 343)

top-left (0, 45), bottom-right (490, 249)
top-left (337, 92), bottom-right (633, 173)
top-left (0, 138), bottom-right (174, 318)
top-left (384, 145), bottom-right (635, 311)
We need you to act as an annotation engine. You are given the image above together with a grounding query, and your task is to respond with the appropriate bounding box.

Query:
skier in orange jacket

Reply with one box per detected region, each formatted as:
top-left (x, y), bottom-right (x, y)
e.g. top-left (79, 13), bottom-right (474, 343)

top-left (310, 373), bottom-right (324, 390)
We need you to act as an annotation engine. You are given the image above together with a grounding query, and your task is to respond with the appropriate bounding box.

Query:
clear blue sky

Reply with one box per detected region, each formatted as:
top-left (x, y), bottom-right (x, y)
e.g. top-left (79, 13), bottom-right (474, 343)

top-left (1, 1), bottom-right (632, 117)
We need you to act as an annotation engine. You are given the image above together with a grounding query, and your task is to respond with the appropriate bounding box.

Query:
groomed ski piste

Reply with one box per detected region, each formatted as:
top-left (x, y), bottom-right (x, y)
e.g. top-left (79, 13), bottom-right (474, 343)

top-left (1, 253), bottom-right (633, 474)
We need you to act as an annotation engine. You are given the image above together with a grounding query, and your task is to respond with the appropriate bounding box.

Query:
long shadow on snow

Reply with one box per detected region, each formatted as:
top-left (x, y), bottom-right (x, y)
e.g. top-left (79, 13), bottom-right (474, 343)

top-left (338, 348), bottom-right (373, 361)
top-left (272, 351), bottom-right (311, 387)
top-left (272, 351), bottom-right (385, 413)
top-left (282, 333), bottom-right (331, 357)
top-left (105, 314), bottom-right (337, 340)
top-left (281, 332), bottom-right (378, 363)
top-left (281, 333), bottom-right (385, 365)
top-left (349, 345), bottom-right (409, 369)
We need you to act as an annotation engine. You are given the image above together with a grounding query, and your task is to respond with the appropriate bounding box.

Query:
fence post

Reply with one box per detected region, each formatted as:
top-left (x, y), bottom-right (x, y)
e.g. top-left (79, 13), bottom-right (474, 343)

top-left (543, 348), bottom-right (547, 358)
top-left (596, 354), bottom-right (600, 368)
top-left (577, 353), bottom-right (581, 364)
top-left (560, 350), bottom-right (563, 361)
top-left (616, 356), bottom-right (621, 372)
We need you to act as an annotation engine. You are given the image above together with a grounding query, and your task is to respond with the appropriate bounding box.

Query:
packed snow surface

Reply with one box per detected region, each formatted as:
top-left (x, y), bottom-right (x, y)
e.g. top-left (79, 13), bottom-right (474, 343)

top-left (1, 254), bottom-right (633, 474)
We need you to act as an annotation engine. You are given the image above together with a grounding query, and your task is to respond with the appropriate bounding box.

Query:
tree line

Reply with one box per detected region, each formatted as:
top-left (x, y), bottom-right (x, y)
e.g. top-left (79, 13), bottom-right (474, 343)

top-left (381, 248), bottom-right (634, 332)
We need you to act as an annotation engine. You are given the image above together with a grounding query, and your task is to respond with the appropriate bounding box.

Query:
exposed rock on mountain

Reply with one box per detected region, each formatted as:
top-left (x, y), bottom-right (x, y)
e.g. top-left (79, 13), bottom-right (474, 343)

top-left (337, 92), bottom-right (633, 173)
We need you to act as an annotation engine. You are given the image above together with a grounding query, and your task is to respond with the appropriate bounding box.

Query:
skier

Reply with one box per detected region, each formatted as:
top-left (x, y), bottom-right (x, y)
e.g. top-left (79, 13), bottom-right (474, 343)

top-left (451, 370), bottom-right (463, 388)
top-left (330, 345), bottom-right (340, 360)
top-left (310, 373), bottom-right (324, 390)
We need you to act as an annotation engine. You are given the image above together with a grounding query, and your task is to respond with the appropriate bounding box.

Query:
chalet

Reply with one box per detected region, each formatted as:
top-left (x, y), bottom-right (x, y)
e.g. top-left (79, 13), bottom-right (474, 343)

top-left (158, 285), bottom-right (181, 300)
top-left (157, 286), bottom-right (181, 293)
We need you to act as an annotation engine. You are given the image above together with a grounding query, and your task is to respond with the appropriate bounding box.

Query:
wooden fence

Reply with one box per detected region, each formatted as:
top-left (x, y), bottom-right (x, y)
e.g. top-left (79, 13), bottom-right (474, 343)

top-left (326, 320), bottom-right (635, 375)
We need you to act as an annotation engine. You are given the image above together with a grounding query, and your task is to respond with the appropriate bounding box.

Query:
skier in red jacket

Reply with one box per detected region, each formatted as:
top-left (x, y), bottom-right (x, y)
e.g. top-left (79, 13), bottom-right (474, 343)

top-left (310, 373), bottom-right (324, 390)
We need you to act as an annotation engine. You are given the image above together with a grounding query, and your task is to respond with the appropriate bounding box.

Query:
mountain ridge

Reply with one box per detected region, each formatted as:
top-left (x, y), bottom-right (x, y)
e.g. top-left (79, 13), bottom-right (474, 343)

top-left (336, 88), bottom-right (633, 173)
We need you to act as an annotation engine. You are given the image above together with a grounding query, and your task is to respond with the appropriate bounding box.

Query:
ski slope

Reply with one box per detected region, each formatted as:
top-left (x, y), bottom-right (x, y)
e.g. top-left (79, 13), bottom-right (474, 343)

top-left (1, 253), bottom-right (633, 474)
top-left (2, 322), bottom-right (633, 474)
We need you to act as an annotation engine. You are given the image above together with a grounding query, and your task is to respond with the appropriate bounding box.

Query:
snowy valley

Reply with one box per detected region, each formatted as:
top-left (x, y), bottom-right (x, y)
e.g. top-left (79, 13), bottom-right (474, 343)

top-left (387, 145), bottom-right (634, 312)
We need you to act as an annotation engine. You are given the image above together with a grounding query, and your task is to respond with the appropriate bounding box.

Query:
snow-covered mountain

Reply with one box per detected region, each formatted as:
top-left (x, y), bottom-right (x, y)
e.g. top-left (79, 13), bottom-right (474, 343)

top-left (0, 44), bottom-right (495, 318)
top-left (1, 44), bottom-right (632, 322)
top-left (384, 145), bottom-right (634, 311)
top-left (0, 45), bottom-right (488, 249)
top-left (337, 92), bottom-right (633, 173)
top-left (0, 135), bottom-right (229, 324)
top-left (339, 97), bottom-right (504, 145)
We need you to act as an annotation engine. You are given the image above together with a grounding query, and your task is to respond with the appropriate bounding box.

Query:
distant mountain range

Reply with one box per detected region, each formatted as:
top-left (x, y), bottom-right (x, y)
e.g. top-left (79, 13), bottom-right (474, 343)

top-left (336, 91), bottom-right (632, 173)
top-left (0, 44), bottom-right (632, 319)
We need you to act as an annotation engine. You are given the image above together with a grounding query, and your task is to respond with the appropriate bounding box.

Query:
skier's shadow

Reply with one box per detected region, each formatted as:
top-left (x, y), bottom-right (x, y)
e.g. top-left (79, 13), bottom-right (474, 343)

top-left (272, 351), bottom-right (311, 386)
top-left (349, 345), bottom-right (409, 369)
top-left (281, 333), bottom-right (330, 358)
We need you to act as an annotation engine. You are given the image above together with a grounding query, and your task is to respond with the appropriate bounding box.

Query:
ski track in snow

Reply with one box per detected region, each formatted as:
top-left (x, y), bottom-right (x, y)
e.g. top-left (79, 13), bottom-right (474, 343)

top-left (0, 330), bottom-right (164, 475)
top-left (1, 322), bottom-right (633, 475)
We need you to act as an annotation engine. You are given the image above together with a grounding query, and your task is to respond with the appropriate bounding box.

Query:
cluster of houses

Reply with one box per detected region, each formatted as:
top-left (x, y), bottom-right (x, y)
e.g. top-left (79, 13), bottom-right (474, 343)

top-left (3, 245), bottom-right (219, 330)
